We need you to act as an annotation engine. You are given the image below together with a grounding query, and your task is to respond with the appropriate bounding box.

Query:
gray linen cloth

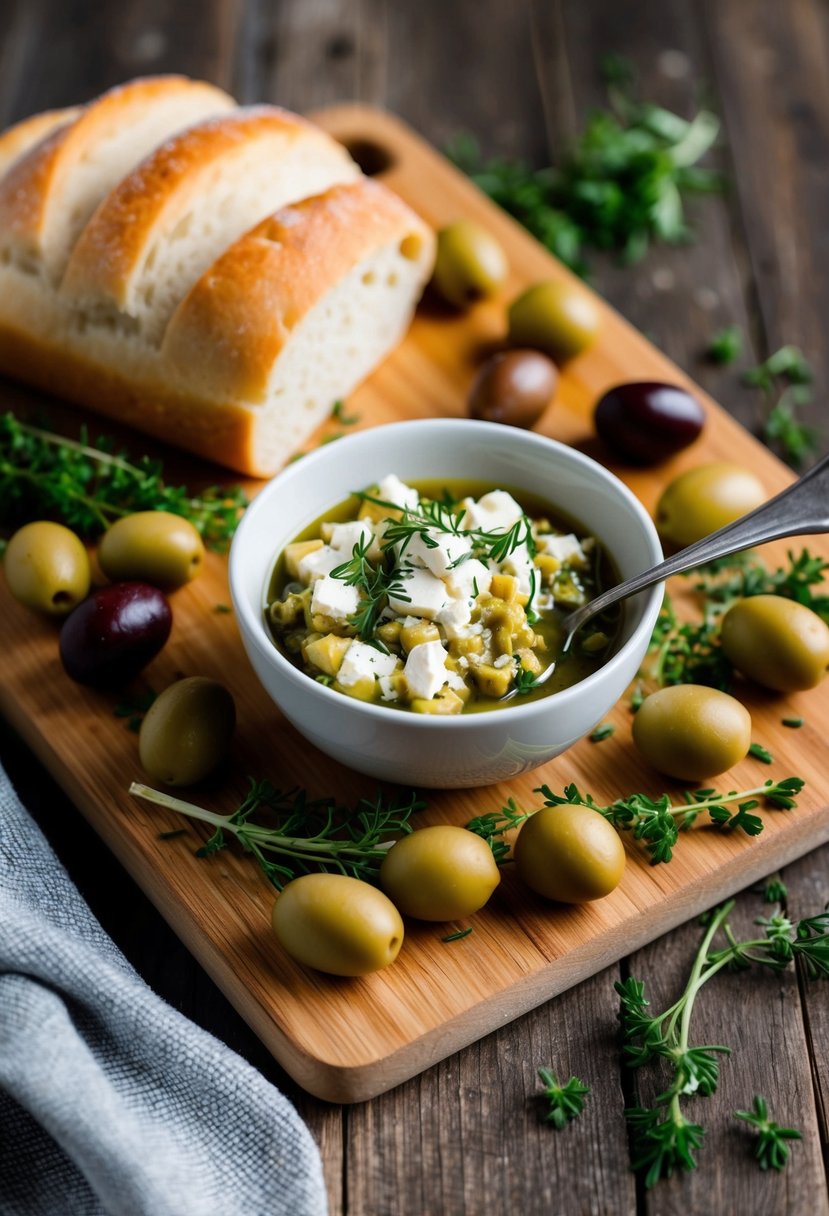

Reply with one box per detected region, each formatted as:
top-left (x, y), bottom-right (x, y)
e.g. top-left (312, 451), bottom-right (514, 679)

top-left (0, 763), bottom-right (327, 1216)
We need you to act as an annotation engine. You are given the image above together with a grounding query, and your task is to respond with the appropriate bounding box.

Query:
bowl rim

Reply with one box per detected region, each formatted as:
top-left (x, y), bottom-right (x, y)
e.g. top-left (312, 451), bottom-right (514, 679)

top-left (229, 418), bottom-right (664, 730)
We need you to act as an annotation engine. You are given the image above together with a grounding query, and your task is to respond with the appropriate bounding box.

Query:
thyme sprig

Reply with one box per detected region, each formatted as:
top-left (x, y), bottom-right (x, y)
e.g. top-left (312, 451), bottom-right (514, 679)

top-left (619, 899), bottom-right (822, 1185)
top-left (467, 778), bottom-right (804, 866)
top-left (129, 779), bottom-right (424, 889)
top-left (0, 413), bottom-right (247, 550)
top-left (329, 536), bottom-right (411, 640)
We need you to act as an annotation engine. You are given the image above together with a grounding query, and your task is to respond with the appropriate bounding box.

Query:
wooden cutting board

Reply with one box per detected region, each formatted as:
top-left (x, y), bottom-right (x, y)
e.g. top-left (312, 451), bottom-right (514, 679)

top-left (2, 106), bottom-right (828, 1104)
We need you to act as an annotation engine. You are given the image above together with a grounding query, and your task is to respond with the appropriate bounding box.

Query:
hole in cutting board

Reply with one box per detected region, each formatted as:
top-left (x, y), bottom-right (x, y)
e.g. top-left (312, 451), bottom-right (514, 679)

top-left (340, 138), bottom-right (395, 176)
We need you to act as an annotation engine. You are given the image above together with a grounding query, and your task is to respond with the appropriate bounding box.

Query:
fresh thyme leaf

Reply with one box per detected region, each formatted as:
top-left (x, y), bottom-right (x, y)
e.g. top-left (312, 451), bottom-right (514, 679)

top-left (734, 1097), bottom-right (802, 1171)
top-left (536, 1069), bottom-right (589, 1129)
top-left (441, 927), bottom-right (473, 943)
top-left (589, 723), bottom-right (615, 743)
top-left (0, 413), bottom-right (247, 550)
top-left (214, 603), bottom-right (232, 614)
top-left (629, 682), bottom-right (645, 712)
top-left (466, 797), bottom-right (530, 864)
top-left (782, 716), bottom-right (804, 728)
top-left (706, 325), bottom-right (742, 364)
top-left (749, 743), bottom-right (774, 765)
top-left (446, 65), bottom-right (721, 275)
top-left (157, 828), bottom-right (189, 841)
top-left (130, 779), bottom-right (425, 889)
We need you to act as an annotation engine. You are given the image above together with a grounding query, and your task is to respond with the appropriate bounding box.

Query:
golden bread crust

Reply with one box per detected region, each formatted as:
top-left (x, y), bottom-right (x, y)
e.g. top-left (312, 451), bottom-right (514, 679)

top-left (164, 178), bottom-right (434, 403)
top-left (0, 108), bottom-right (81, 180)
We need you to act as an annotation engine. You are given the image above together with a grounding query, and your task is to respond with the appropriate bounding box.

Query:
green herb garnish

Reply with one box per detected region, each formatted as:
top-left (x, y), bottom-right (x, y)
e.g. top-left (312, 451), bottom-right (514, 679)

top-left (762, 873), bottom-right (788, 904)
top-left (749, 743), bottom-right (774, 765)
top-left (742, 347), bottom-right (820, 467)
top-left (331, 400), bottom-right (360, 426)
top-left (441, 927), bottom-right (473, 943)
top-left (706, 325), bottom-right (742, 364)
top-left (536, 1069), bottom-right (589, 1129)
top-left (130, 779), bottom-right (424, 889)
top-left (734, 1097), bottom-right (802, 1171)
top-left (589, 723), bottom-right (615, 743)
top-left (620, 899), bottom-right (825, 1186)
top-left (468, 778), bottom-right (804, 866)
top-left (329, 535), bottom-right (412, 640)
top-left (446, 60), bottom-right (721, 275)
top-left (782, 716), bottom-right (804, 728)
top-left (0, 413), bottom-right (247, 550)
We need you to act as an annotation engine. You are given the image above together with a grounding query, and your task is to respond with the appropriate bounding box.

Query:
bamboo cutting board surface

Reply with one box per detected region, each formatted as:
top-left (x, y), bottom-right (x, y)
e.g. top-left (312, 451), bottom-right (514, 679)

top-left (2, 106), bottom-right (828, 1103)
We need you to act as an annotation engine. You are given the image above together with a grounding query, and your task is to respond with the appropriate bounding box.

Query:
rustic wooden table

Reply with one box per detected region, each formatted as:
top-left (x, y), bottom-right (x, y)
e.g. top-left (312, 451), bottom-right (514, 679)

top-left (1, 1), bottom-right (827, 1212)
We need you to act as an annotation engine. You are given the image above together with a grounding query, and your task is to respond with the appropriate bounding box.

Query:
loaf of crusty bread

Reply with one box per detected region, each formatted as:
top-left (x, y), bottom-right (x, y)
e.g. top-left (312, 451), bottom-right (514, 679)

top-left (0, 76), bottom-right (434, 475)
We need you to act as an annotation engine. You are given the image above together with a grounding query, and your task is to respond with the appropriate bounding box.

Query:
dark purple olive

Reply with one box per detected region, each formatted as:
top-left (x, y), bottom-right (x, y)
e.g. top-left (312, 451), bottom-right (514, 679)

top-left (468, 349), bottom-right (558, 428)
top-left (59, 582), bottom-right (172, 688)
top-left (594, 381), bottom-right (705, 465)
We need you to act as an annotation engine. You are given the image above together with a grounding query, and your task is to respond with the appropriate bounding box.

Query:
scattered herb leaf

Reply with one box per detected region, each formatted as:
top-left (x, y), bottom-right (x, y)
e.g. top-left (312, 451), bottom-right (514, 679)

top-left (589, 723), bottom-right (615, 743)
top-left (331, 400), bottom-right (360, 426)
top-left (762, 873), bottom-right (788, 904)
top-left (441, 927), bottom-right (473, 943)
top-left (782, 716), bottom-right (804, 728)
top-left (734, 1097), bottom-right (802, 1171)
top-left (536, 1069), bottom-right (590, 1129)
top-left (707, 325), bottom-right (742, 365)
top-left (214, 603), bottom-right (232, 614)
top-left (749, 743), bottom-right (774, 765)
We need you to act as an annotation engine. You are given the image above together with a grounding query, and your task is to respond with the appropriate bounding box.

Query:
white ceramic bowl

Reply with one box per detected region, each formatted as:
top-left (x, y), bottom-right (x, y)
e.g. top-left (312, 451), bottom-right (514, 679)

top-left (230, 419), bottom-right (663, 788)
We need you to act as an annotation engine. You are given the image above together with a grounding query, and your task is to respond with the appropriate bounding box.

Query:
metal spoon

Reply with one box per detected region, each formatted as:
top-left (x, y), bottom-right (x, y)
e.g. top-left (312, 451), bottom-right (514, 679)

top-left (554, 450), bottom-right (829, 662)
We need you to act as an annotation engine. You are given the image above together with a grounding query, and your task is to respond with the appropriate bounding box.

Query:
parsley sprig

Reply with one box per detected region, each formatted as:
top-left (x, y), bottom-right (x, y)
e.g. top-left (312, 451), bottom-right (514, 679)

top-left (129, 779), bottom-right (423, 889)
top-left (467, 778), bottom-right (804, 866)
top-left (446, 58), bottom-right (721, 275)
top-left (619, 899), bottom-right (823, 1186)
top-left (0, 413), bottom-right (247, 550)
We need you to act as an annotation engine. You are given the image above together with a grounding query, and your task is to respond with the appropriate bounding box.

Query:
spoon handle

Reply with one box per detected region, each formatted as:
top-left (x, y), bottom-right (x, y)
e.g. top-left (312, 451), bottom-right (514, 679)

top-left (564, 451), bottom-right (829, 647)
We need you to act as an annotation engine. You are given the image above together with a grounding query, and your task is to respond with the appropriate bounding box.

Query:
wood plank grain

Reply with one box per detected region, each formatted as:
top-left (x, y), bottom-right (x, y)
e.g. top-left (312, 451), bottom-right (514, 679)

top-left (2, 103), bottom-right (827, 1104)
top-left (346, 965), bottom-right (635, 1216)
top-left (703, 0), bottom-right (829, 450)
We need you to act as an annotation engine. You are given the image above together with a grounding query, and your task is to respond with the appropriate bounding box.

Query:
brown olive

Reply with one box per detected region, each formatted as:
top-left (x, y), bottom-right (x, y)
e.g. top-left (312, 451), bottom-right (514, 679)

top-left (655, 463), bottom-right (766, 548)
top-left (513, 804), bottom-right (625, 903)
top-left (4, 521), bottom-right (90, 616)
top-left (98, 511), bottom-right (204, 590)
top-left (431, 220), bottom-right (507, 308)
top-left (271, 873), bottom-right (404, 976)
top-left (467, 350), bottom-right (558, 429)
top-left (720, 595), bottom-right (829, 692)
top-left (139, 677), bottom-right (236, 786)
top-left (632, 684), bottom-right (751, 780)
top-left (507, 280), bottom-right (600, 363)
top-left (380, 825), bottom-right (501, 921)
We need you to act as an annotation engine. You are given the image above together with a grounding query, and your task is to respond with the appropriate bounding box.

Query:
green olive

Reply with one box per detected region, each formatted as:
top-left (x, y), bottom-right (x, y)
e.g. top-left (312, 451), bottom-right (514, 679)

top-left (98, 511), bottom-right (205, 589)
top-left (271, 873), bottom-right (404, 976)
top-left (380, 825), bottom-right (500, 921)
top-left (139, 677), bottom-right (236, 785)
top-left (720, 595), bottom-right (829, 692)
top-left (632, 684), bottom-right (751, 780)
top-left (431, 220), bottom-right (508, 308)
top-left (4, 521), bottom-right (90, 615)
top-left (507, 280), bottom-right (600, 363)
top-left (513, 804), bottom-right (625, 903)
top-left (655, 463), bottom-right (766, 548)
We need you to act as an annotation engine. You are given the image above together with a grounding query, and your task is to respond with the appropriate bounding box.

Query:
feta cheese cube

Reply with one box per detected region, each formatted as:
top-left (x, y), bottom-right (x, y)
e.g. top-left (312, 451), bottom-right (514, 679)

top-left (310, 575), bottom-right (360, 623)
top-left (536, 532), bottom-right (588, 567)
top-left (502, 542), bottom-right (537, 601)
top-left (337, 640), bottom-right (399, 688)
top-left (444, 558), bottom-right (492, 602)
top-left (298, 544), bottom-right (346, 584)
top-left (460, 490), bottom-right (524, 533)
top-left (378, 675), bottom-right (400, 701)
top-left (436, 597), bottom-right (472, 640)
top-left (405, 528), bottom-right (472, 577)
top-left (377, 474), bottom-right (419, 513)
top-left (404, 640), bottom-right (450, 700)
top-left (389, 566), bottom-right (451, 620)
top-left (329, 520), bottom-right (374, 553)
